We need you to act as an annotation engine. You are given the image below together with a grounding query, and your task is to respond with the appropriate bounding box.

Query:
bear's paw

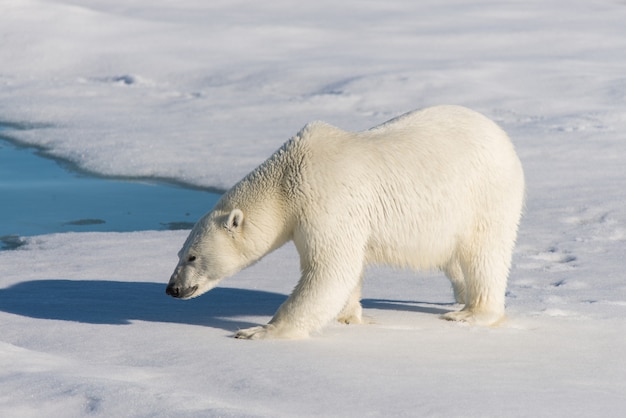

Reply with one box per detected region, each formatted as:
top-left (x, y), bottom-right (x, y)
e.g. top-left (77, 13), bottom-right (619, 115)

top-left (441, 309), bottom-right (505, 327)
top-left (234, 324), bottom-right (309, 340)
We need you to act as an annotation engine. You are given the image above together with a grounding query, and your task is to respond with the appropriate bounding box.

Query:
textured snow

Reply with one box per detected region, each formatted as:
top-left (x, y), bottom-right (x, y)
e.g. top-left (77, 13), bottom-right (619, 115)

top-left (1, 0), bottom-right (626, 416)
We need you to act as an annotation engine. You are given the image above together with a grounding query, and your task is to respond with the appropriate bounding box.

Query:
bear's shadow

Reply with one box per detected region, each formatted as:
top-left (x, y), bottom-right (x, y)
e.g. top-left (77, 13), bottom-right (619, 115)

top-left (362, 299), bottom-right (455, 316)
top-left (0, 279), bottom-right (455, 332)
top-left (0, 279), bottom-right (287, 332)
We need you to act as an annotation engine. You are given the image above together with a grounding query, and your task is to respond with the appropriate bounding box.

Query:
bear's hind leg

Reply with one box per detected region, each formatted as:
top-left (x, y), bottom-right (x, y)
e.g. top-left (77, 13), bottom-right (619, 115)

top-left (441, 243), bottom-right (511, 326)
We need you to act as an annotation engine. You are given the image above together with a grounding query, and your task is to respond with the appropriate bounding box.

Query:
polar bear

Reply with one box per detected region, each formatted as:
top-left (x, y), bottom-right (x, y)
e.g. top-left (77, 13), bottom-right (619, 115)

top-left (166, 105), bottom-right (525, 339)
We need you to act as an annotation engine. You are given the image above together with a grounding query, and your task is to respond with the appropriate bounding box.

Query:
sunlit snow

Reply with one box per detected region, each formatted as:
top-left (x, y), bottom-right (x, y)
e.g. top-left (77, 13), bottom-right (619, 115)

top-left (1, 0), bottom-right (626, 416)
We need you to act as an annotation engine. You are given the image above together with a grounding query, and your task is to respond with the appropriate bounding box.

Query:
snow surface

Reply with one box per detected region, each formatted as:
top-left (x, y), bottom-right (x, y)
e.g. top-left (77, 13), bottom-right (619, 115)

top-left (1, 0), bottom-right (626, 416)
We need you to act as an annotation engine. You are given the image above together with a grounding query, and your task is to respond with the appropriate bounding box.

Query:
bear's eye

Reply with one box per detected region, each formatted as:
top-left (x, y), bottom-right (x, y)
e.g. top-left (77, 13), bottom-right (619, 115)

top-left (187, 255), bottom-right (196, 262)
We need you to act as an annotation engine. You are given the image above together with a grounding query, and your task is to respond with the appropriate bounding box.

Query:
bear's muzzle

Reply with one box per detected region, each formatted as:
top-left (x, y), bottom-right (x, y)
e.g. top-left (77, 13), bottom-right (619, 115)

top-left (165, 283), bottom-right (198, 299)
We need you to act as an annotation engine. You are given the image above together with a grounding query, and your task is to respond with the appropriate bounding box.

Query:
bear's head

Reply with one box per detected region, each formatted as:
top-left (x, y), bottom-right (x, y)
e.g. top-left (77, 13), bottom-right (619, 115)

top-left (166, 208), bottom-right (250, 299)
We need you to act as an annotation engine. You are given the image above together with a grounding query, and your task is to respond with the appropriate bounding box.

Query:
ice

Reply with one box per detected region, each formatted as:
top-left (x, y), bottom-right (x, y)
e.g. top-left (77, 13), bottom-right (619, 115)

top-left (1, 0), bottom-right (626, 416)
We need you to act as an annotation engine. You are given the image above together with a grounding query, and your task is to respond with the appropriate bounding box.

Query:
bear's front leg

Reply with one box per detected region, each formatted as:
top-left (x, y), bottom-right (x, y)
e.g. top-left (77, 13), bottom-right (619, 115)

top-left (235, 252), bottom-right (365, 339)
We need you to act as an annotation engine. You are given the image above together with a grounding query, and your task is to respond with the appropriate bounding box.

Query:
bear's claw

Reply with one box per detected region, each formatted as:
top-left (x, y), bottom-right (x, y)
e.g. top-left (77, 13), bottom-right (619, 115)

top-left (234, 324), bottom-right (309, 340)
top-left (234, 326), bottom-right (269, 340)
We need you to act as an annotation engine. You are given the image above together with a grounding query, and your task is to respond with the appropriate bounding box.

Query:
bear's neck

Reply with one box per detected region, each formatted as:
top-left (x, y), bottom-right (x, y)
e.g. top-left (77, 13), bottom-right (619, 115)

top-left (227, 138), bottom-right (303, 256)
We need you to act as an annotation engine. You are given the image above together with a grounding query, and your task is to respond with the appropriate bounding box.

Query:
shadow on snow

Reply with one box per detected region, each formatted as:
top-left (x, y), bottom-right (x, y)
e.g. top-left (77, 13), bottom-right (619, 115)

top-left (0, 280), bottom-right (286, 332)
top-left (0, 279), bottom-right (455, 332)
top-left (363, 299), bottom-right (455, 316)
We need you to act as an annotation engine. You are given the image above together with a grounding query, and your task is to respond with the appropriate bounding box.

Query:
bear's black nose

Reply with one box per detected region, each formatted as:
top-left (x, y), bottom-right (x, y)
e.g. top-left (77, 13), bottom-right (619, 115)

top-left (165, 284), bottom-right (180, 297)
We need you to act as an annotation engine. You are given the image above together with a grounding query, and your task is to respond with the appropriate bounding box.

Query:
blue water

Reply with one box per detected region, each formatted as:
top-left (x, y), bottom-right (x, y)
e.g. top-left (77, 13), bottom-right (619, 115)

top-left (0, 123), bottom-right (221, 249)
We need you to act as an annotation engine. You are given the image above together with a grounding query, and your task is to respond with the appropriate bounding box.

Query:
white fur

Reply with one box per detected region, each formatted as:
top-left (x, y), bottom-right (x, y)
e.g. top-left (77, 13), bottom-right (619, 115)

top-left (166, 105), bottom-right (525, 339)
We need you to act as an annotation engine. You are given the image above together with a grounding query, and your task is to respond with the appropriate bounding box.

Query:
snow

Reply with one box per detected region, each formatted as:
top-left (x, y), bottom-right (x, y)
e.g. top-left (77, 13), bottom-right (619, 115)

top-left (1, 0), bottom-right (626, 416)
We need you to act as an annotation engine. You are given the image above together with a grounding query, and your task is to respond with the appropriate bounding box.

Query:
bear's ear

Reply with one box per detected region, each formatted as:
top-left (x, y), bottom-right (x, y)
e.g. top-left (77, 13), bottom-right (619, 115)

top-left (224, 208), bottom-right (244, 232)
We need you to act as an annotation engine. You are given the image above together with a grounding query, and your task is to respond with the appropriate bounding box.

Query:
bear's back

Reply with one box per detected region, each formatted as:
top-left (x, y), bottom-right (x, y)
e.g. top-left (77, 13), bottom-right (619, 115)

top-left (298, 105), bottom-right (520, 199)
